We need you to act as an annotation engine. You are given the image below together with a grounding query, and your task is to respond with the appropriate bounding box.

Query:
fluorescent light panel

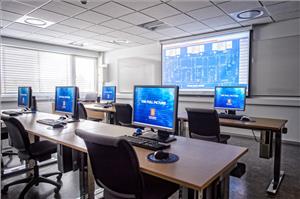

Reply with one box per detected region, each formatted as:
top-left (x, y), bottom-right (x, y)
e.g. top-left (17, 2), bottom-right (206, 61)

top-left (15, 15), bottom-right (55, 28)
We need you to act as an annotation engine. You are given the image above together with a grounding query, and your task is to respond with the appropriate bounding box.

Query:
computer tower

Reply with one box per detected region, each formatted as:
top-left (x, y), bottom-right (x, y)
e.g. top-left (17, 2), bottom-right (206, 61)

top-left (259, 130), bottom-right (273, 159)
top-left (57, 145), bottom-right (73, 173)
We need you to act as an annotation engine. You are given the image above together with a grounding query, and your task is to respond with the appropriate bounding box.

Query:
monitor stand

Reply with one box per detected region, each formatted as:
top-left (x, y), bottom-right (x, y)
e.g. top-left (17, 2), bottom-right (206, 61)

top-left (65, 118), bottom-right (80, 123)
top-left (226, 110), bottom-right (236, 115)
top-left (140, 130), bottom-right (176, 143)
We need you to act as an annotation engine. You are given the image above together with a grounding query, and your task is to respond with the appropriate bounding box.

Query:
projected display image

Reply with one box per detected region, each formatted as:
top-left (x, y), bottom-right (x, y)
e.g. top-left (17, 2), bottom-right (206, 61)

top-left (133, 87), bottom-right (175, 130)
top-left (102, 86), bottom-right (116, 101)
top-left (18, 87), bottom-right (30, 107)
top-left (214, 87), bottom-right (246, 110)
top-left (162, 31), bottom-right (250, 94)
top-left (55, 87), bottom-right (75, 113)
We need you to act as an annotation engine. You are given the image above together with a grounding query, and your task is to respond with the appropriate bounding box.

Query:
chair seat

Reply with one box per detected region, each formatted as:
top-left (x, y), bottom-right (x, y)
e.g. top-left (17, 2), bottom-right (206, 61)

top-left (142, 173), bottom-right (179, 199)
top-left (29, 140), bottom-right (57, 160)
top-left (220, 134), bottom-right (231, 144)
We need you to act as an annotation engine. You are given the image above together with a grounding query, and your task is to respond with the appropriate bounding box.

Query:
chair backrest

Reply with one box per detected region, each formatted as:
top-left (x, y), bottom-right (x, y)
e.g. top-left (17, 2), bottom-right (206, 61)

top-left (114, 103), bottom-right (133, 126)
top-left (1, 115), bottom-right (30, 152)
top-left (185, 108), bottom-right (221, 142)
top-left (78, 102), bottom-right (87, 120)
top-left (75, 129), bottom-right (143, 198)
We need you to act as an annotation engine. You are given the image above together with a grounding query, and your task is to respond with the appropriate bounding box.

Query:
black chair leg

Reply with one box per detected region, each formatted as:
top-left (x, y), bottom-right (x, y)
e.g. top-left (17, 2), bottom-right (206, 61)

top-left (18, 178), bottom-right (38, 199)
top-left (41, 172), bottom-right (62, 181)
top-left (38, 176), bottom-right (61, 193)
top-left (1, 177), bottom-right (32, 194)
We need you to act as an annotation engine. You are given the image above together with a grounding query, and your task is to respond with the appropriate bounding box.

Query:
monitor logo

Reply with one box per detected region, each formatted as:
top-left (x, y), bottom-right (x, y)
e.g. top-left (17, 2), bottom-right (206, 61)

top-left (150, 108), bottom-right (156, 116)
top-left (226, 99), bottom-right (232, 106)
top-left (22, 97), bottom-right (25, 104)
top-left (62, 100), bottom-right (66, 108)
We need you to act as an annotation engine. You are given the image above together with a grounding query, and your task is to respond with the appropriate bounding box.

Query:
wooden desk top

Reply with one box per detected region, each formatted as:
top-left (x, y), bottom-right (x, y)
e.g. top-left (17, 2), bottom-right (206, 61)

top-left (4, 111), bottom-right (248, 191)
top-left (84, 104), bottom-right (116, 113)
top-left (178, 112), bottom-right (287, 133)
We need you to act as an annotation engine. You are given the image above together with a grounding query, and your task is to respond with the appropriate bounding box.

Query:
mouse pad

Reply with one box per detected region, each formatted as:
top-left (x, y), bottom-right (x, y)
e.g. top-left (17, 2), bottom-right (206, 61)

top-left (147, 153), bottom-right (179, 163)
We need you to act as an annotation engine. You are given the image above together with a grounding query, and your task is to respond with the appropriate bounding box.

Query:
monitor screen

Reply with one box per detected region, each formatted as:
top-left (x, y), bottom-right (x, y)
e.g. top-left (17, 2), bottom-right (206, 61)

top-left (102, 86), bottom-right (116, 102)
top-left (18, 87), bottom-right (32, 108)
top-left (214, 86), bottom-right (246, 111)
top-left (133, 86), bottom-right (179, 132)
top-left (162, 31), bottom-right (250, 95)
top-left (55, 86), bottom-right (77, 114)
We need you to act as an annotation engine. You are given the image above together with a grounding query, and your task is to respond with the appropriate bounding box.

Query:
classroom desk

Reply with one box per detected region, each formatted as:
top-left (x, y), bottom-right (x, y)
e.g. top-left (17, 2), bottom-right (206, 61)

top-left (2, 111), bottom-right (247, 199)
top-left (84, 103), bottom-right (115, 123)
top-left (178, 112), bottom-right (288, 195)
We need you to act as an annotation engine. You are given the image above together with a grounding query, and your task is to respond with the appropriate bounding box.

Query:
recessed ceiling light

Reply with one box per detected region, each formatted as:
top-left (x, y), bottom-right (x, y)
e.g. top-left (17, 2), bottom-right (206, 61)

top-left (15, 16), bottom-right (54, 28)
top-left (237, 10), bottom-right (264, 19)
top-left (69, 42), bottom-right (87, 47)
top-left (110, 40), bottom-right (130, 44)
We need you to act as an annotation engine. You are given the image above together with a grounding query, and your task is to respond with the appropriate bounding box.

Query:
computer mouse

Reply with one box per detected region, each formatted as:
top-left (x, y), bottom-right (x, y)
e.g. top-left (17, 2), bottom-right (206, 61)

top-left (240, 116), bottom-right (251, 122)
top-left (59, 116), bottom-right (67, 120)
top-left (154, 150), bottom-right (169, 160)
top-left (52, 123), bottom-right (64, 128)
top-left (133, 128), bottom-right (143, 136)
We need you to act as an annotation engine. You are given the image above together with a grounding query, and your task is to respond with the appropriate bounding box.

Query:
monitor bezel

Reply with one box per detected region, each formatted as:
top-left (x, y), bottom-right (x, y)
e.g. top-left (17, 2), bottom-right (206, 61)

top-left (101, 86), bottom-right (116, 103)
top-left (132, 85), bottom-right (179, 133)
top-left (17, 86), bottom-right (32, 108)
top-left (54, 86), bottom-right (78, 116)
top-left (214, 86), bottom-right (246, 111)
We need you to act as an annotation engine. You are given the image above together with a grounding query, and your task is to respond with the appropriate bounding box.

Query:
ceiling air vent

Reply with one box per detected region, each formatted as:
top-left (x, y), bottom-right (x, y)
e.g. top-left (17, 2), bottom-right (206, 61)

top-left (138, 20), bottom-right (170, 31)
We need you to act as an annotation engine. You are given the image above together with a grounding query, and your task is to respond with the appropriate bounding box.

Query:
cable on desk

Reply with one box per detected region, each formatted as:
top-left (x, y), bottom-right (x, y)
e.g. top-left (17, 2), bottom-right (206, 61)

top-left (252, 130), bottom-right (259, 142)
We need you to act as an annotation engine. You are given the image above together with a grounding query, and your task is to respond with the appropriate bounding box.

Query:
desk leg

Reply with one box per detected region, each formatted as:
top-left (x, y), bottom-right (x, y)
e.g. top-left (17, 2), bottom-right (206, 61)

top-left (78, 153), bottom-right (95, 199)
top-left (267, 132), bottom-right (285, 194)
top-left (87, 156), bottom-right (95, 199)
top-left (179, 119), bottom-right (186, 137)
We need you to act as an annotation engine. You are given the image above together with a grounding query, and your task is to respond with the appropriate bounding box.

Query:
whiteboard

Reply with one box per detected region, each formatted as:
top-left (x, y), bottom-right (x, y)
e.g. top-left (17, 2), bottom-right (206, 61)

top-left (117, 57), bottom-right (160, 93)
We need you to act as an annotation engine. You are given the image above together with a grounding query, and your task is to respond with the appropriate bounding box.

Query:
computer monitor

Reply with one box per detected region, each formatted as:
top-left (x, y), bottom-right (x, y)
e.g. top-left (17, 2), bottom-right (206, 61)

top-left (18, 87), bottom-right (32, 109)
top-left (55, 86), bottom-right (79, 121)
top-left (132, 85), bottom-right (179, 143)
top-left (214, 86), bottom-right (246, 115)
top-left (101, 86), bottom-right (116, 103)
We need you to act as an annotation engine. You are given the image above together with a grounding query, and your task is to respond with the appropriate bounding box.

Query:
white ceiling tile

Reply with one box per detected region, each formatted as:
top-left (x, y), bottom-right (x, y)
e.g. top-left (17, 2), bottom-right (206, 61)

top-left (93, 2), bottom-right (134, 18)
top-left (260, 1), bottom-right (285, 6)
top-left (109, 31), bottom-right (132, 39)
top-left (86, 25), bottom-right (114, 34)
top-left (51, 38), bottom-right (73, 44)
top-left (272, 10), bottom-right (300, 22)
top-left (156, 27), bottom-right (188, 37)
top-left (24, 33), bottom-right (56, 41)
top-left (122, 26), bottom-right (151, 35)
top-left (202, 15), bottom-right (236, 27)
top-left (85, 44), bottom-right (111, 51)
top-left (1, 10), bottom-right (22, 21)
top-left (47, 24), bottom-right (78, 33)
top-left (119, 12), bottom-right (155, 25)
top-left (213, 23), bottom-right (241, 31)
top-left (77, 38), bottom-right (102, 45)
top-left (30, 9), bottom-right (69, 23)
top-left (168, 1), bottom-right (212, 12)
top-left (93, 34), bottom-right (117, 42)
top-left (240, 16), bottom-right (273, 26)
top-left (60, 34), bottom-right (84, 41)
top-left (140, 31), bottom-right (167, 39)
top-left (218, 1), bottom-right (262, 14)
top-left (141, 4), bottom-right (180, 19)
top-left (1, 20), bottom-right (12, 28)
top-left (75, 11), bottom-right (112, 24)
top-left (117, 1), bottom-right (161, 11)
top-left (210, 0), bottom-right (230, 4)
top-left (2, 1), bottom-right (35, 15)
top-left (17, 0), bottom-right (49, 7)
top-left (60, 18), bottom-right (94, 29)
top-left (96, 41), bottom-right (122, 48)
top-left (36, 29), bottom-right (65, 37)
top-left (188, 6), bottom-right (224, 20)
top-left (101, 19), bottom-right (132, 29)
top-left (160, 14), bottom-right (195, 26)
top-left (72, 30), bottom-right (98, 38)
top-left (265, 2), bottom-right (300, 16)
top-left (138, 38), bottom-right (156, 45)
top-left (0, 28), bottom-right (30, 38)
top-left (42, 1), bottom-right (86, 17)
top-left (177, 21), bottom-right (211, 32)
top-left (63, 0), bottom-right (109, 9)
top-left (7, 23), bottom-right (42, 33)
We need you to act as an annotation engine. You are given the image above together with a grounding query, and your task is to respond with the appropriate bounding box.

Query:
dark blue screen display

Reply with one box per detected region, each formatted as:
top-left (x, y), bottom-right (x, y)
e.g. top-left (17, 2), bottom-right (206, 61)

top-left (55, 87), bottom-right (75, 114)
top-left (102, 86), bottom-right (116, 102)
top-left (133, 87), bottom-right (176, 130)
top-left (214, 87), bottom-right (246, 110)
top-left (18, 87), bottom-right (30, 107)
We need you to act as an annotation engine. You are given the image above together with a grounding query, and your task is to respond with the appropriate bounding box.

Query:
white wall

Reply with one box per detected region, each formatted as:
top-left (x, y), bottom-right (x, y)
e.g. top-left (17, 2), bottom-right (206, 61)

top-left (104, 19), bottom-right (300, 143)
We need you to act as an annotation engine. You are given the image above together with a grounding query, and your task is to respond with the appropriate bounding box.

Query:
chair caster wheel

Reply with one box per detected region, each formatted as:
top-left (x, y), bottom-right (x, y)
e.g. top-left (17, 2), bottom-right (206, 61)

top-left (56, 174), bottom-right (62, 182)
top-left (54, 186), bottom-right (61, 194)
top-left (2, 187), bottom-right (8, 194)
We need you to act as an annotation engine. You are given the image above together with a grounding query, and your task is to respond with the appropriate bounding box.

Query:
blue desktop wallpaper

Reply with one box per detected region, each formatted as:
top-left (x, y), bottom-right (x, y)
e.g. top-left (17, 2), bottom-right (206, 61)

top-left (214, 87), bottom-right (246, 110)
top-left (102, 86), bottom-right (116, 101)
top-left (133, 87), bottom-right (176, 130)
top-left (55, 87), bottom-right (75, 113)
top-left (18, 87), bottom-right (29, 107)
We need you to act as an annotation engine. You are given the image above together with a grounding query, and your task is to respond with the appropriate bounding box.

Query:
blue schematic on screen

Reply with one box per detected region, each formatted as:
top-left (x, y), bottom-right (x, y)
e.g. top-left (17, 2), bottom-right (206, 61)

top-left (18, 87), bottom-right (30, 107)
top-left (55, 87), bottom-right (75, 114)
top-left (133, 87), bottom-right (176, 130)
top-left (102, 86), bottom-right (116, 102)
top-left (214, 87), bottom-right (246, 111)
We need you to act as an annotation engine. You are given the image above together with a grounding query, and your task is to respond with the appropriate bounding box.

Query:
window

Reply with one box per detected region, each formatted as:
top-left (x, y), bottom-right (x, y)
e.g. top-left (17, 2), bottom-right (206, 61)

top-left (75, 57), bottom-right (96, 92)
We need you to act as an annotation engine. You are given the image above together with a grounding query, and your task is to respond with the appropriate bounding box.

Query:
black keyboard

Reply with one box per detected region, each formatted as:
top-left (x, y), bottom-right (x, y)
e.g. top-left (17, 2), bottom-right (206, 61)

top-left (119, 135), bottom-right (170, 151)
top-left (37, 119), bottom-right (65, 127)
top-left (2, 111), bottom-right (22, 116)
top-left (94, 104), bottom-right (112, 108)
top-left (218, 114), bottom-right (243, 120)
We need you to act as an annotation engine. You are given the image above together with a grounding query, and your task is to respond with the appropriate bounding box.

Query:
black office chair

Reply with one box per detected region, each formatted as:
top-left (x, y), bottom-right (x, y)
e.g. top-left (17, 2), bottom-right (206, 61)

top-left (78, 102), bottom-right (88, 120)
top-left (114, 103), bottom-right (133, 127)
top-left (1, 115), bottom-right (62, 198)
top-left (186, 108), bottom-right (230, 144)
top-left (76, 129), bottom-right (179, 199)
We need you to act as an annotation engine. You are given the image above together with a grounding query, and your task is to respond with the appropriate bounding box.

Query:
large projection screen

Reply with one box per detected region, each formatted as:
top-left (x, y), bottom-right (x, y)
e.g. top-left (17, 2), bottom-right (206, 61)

top-left (162, 30), bottom-right (250, 95)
